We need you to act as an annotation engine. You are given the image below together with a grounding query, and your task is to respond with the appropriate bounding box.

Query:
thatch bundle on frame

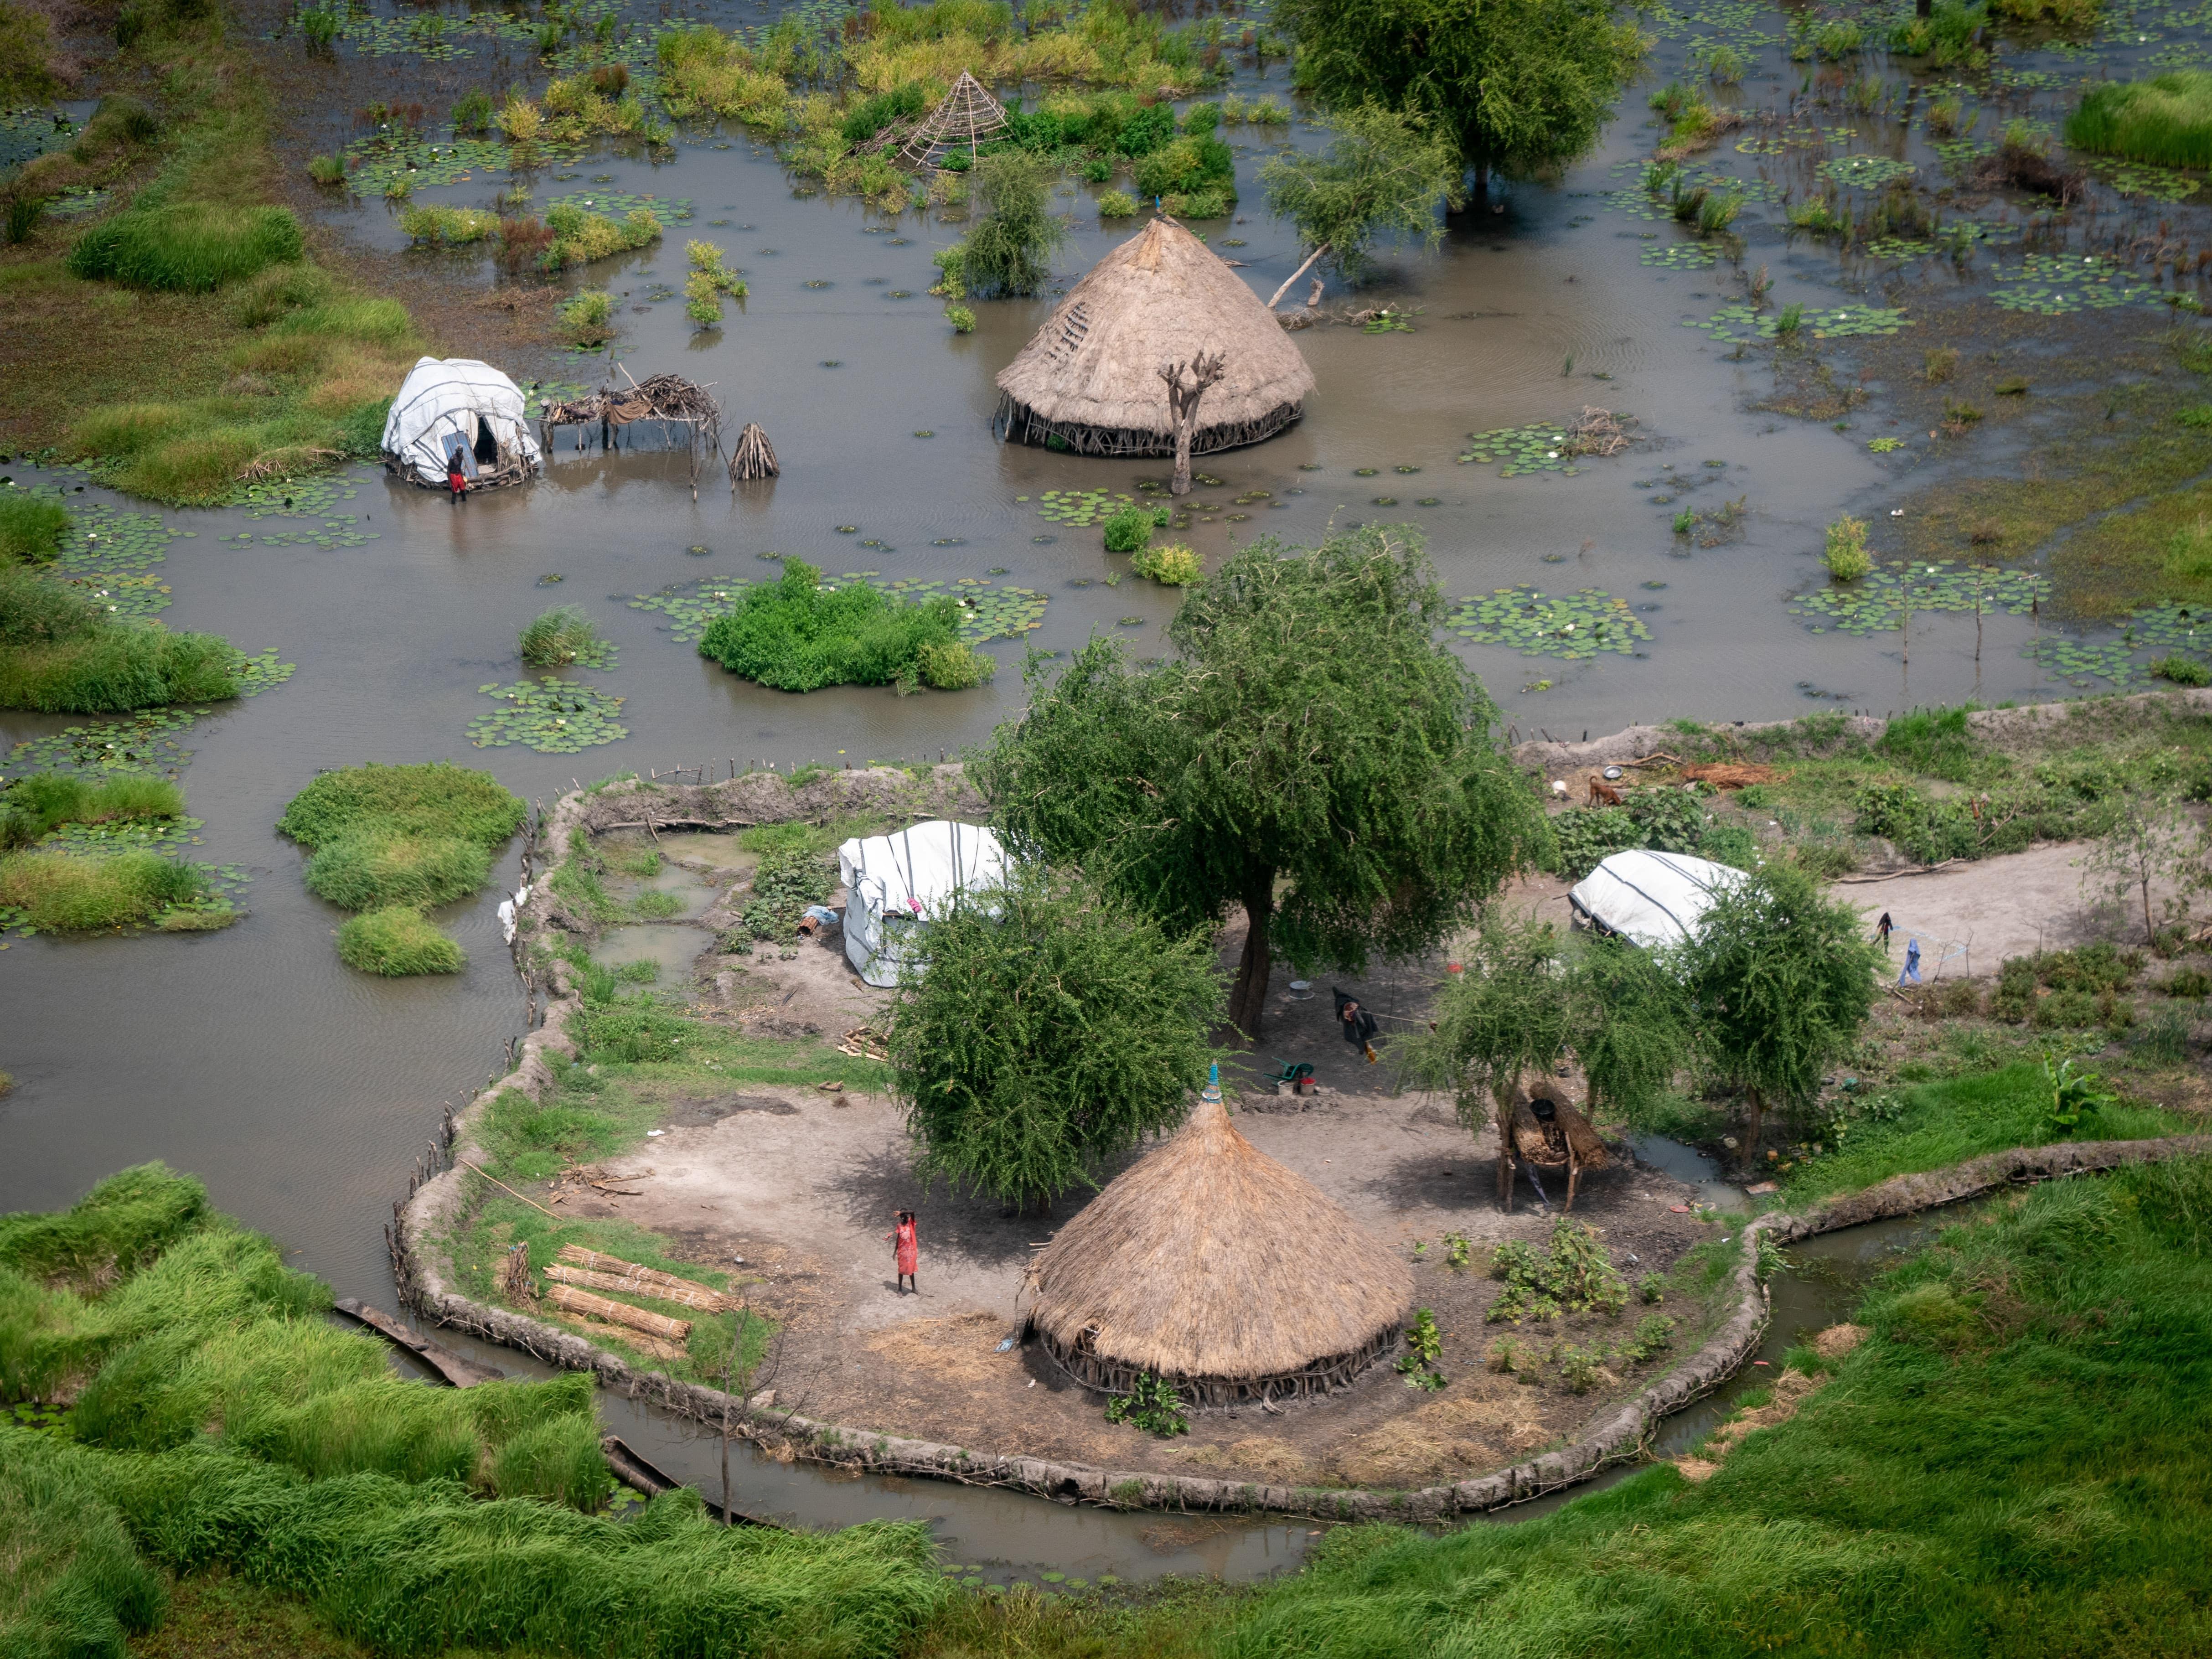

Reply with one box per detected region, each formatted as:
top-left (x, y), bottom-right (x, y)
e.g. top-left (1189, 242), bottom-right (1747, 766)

top-left (1022, 1074), bottom-right (1411, 1409)
top-left (993, 217), bottom-right (1315, 459)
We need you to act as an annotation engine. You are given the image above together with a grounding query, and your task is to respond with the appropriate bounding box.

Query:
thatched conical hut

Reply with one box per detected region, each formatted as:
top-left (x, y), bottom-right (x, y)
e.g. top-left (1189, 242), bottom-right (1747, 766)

top-left (1022, 1070), bottom-right (1411, 1408)
top-left (993, 217), bottom-right (1315, 458)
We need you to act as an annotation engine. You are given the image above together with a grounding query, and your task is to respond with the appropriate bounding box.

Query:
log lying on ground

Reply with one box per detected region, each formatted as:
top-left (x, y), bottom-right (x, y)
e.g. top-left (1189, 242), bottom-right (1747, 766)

top-left (545, 1282), bottom-right (693, 1342)
top-left (546, 1260), bottom-right (729, 1313)
top-left (555, 1246), bottom-right (733, 1311)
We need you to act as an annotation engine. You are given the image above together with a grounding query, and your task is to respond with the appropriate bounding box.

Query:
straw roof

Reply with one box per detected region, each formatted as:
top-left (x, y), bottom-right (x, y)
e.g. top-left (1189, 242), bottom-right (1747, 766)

top-left (993, 217), bottom-right (1316, 458)
top-left (1023, 1076), bottom-right (1411, 1403)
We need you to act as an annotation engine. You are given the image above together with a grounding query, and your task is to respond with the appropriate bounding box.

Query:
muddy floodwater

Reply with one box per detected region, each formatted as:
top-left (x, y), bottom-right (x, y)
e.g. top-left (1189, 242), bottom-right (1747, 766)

top-left (6, 0), bottom-right (2209, 1576)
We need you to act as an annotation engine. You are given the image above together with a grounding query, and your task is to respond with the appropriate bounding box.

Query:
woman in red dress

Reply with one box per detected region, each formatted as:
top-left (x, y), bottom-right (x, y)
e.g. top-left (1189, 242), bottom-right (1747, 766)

top-left (885, 1210), bottom-right (918, 1294)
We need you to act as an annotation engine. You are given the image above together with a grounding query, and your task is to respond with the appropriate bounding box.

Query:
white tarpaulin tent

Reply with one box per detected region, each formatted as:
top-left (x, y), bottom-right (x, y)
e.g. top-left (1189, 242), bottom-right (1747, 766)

top-left (380, 357), bottom-right (543, 489)
top-left (837, 819), bottom-right (1006, 987)
top-left (1569, 849), bottom-right (1748, 949)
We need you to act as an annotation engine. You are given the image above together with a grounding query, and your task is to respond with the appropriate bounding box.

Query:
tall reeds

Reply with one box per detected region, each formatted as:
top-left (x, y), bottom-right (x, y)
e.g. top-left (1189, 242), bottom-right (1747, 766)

top-left (2068, 72), bottom-right (2212, 167)
top-left (67, 202), bottom-right (305, 292)
top-left (0, 493), bottom-right (71, 563)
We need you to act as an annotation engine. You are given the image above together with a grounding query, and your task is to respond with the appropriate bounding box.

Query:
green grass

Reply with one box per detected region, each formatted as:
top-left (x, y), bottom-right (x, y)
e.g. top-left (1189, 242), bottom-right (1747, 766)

top-left (277, 763), bottom-right (523, 852)
top-left (335, 906), bottom-right (465, 975)
top-left (936, 1157), bottom-right (2212, 1659)
top-left (518, 605), bottom-right (606, 668)
top-left (0, 491), bottom-right (71, 563)
top-left (305, 832), bottom-right (491, 912)
top-left (397, 204), bottom-right (500, 246)
top-left (0, 847), bottom-right (220, 930)
top-left (697, 557), bottom-right (987, 693)
top-left (2067, 71), bottom-right (2212, 167)
top-left (0, 564), bottom-right (242, 712)
top-left (66, 201), bottom-right (305, 293)
top-left (0, 770), bottom-right (184, 850)
top-left (1782, 1060), bottom-right (2184, 1203)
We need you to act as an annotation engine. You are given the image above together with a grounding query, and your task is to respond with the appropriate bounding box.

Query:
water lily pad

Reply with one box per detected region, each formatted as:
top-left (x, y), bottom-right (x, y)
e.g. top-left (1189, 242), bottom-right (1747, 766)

top-left (468, 678), bottom-right (628, 753)
top-left (1445, 587), bottom-right (1652, 659)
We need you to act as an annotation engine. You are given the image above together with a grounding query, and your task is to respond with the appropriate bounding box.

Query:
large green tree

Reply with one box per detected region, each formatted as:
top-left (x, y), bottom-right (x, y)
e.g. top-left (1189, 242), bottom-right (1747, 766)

top-left (977, 527), bottom-right (1546, 1039)
top-left (1676, 863), bottom-right (1881, 1160)
top-left (1275, 0), bottom-right (1644, 189)
top-left (885, 868), bottom-right (1225, 1208)
top-left (1258, 103), bottom-right (1463, 308)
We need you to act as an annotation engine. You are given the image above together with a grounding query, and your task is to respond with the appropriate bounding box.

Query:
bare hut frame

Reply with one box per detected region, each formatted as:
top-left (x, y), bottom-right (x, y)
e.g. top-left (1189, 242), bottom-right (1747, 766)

top-left (539, 368), bottom-right (727, 500)
top-left (993, 217), bottom-right (1315, 458)
top-left (1021, 1074), bottom-right (1411, 1410)
top-left (859, 70), bottom-right (1008, 167)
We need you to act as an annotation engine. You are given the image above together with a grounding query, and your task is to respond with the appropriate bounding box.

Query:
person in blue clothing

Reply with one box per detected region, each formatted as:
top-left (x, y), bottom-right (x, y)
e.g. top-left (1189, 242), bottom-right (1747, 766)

top-left (1899, 937), bottom-right (1923, 985)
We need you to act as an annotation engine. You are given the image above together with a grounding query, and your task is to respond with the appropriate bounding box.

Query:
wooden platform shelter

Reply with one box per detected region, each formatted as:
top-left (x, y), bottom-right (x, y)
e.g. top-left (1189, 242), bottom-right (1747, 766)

top-left (539, 368), bottom-right (725, 499)
top-left (1497, 1083), bottom-right (1612, 1212)
top-left (1021, 1069), bottom-right (1411, 1409)
top-left (870, 70), bottom-right (1008, 167)
top-left (993, 217), bottom-right (1315, 458)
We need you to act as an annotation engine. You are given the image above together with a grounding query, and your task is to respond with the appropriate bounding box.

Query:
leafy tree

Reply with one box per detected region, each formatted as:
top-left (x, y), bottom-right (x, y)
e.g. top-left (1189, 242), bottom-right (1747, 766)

top-left (1275, 0), bottom-right (1645, 190)
top-left (2079, 788), bottom-right (2204, 946)
top-left (1675, 863), bottom-right (1879, 1159)
top-left (1406, 913), bottom-right (1690, 1137)
top-left (977, 527), bottom-right (1546, 1038)
top-left (1259, 103), bottom-right (1464, 308)
top-left (886, 867), bottom-right (1225, 1209)
top-left (957, 150), bottom-right (1067, 298)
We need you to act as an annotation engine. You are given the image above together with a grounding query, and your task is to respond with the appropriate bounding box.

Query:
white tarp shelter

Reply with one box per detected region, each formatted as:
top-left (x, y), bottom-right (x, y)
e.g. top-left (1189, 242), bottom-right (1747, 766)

top-left (1569, 849), bottom-right (1748, 949)
top-left (380, 357), bottom-right (543, 488)
top-left (837, 819), bottom-right (1006, 987)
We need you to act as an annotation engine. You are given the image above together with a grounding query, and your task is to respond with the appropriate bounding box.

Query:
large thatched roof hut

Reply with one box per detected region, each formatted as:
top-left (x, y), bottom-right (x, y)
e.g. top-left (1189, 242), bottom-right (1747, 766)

top-left (1022, 1070), bottom-right (1411, 1408)
top-left (993, 217), bottom-right (1315, 458)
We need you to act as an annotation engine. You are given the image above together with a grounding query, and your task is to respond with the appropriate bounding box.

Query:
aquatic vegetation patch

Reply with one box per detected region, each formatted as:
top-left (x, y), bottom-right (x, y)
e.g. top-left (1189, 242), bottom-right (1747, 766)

top-left (469, 679), bottom-right (631, 752)
top-left (2068, 71), bottom-right (2212, 170)
top-left (697, 559), bottom-right (992, 694)
top-left (630, 574), bottom-right (1046, 645)
top-left (1790, 561), bottom-right (2049, 635)
top-left (1642, 240), bottom-right (1719, 269)
top-left (0, 848), bottom-right (229, 934)
top-left (337, 905), bottom-right (465, 974)
top-left (1819, 154), bottom-right (1918, 189)
top-left (1032, 487), bottom-right (1140, 527)
top-left (545, 190), bottom-right (692, 223)
top-left (1695, 302), bottom-right (1915, 342)
top-left (1445, 588), bottom-right (1653, 659)
top-left (1990, 252), bottom-right (2166, 314)
top-left (1456, 424), bottom-right (1581, 476)
top-left (2029, 602), bottom-right (2212, 687)
top-left (519, 605), bottom-right (616, 669)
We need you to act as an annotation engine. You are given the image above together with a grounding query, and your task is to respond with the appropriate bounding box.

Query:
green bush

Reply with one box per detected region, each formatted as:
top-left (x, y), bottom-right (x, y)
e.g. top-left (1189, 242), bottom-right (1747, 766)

top-left (558, 288), bottom-right (615, 346)
top-left (1551, 805), bottom-right (1640, 879)
top-left (740, 845), bottom-right (833, 938)
top-left (916, 638), bottom-right (993, 689)
top-left (1096, 187), bottom-right (1138, 217)
top-left (2151, 652), bottom-right (2212, 686)
top-left (276, 762), bottom-right (524, 852)
top-left (697, 558), bottom-right (969, 692)
top-left (67, 202), bottom-right (305, 292)
top-left (957, 151), bottom-right (1067, 298)
top-left (2068, 72), bottom-right (2212, 167)
top-left (841, 80), bottom-right (925, 144)
top-left (1824, 514), bottom-right (1871, 580)
top-left (1132, 543), bottom-right (1202, 584)
top-left (0, 491), bottom-right (71, 564)
top-left (1102, 503), bottom-right (1168, 553)
top-left (336, 906), bottom-right (466, 975)
top-left (305, 831), bottom-right (491, 912)
top-left (398, 203), bottom-right (500, 244)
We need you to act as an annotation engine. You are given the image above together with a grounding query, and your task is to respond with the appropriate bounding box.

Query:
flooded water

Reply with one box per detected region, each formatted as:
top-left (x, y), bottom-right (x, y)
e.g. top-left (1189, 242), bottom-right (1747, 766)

top-left (3, 0), bottom-right (2198, 1576)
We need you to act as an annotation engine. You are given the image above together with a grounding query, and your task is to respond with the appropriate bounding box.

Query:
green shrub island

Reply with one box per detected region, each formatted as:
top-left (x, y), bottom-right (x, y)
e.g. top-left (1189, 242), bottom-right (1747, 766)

top-left (697, 558), bottom-right (992, 693)
top-left (0, 771), bottom-right (231, 933)
top-left (276, 763), bottom-right (524, 974)
top-left (1101, 503), bottom-right (1170, 553)
top-left (0, 1166), bottom-right (946, 1659)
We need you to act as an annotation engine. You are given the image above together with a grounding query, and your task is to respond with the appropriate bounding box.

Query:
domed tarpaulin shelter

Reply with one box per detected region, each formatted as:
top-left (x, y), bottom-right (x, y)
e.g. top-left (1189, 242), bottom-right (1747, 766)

top-left (381, 357), bottom-right (543, 490)
top-left (992, 217), bottom-right (1315, 459)
top-left (1021, 1069), bottom-right (1411, 1409)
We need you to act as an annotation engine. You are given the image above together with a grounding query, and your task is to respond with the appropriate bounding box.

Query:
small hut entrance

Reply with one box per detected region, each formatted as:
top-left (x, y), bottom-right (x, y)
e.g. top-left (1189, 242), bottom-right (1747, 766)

top-left (380, 357), bottom-right (543, 490)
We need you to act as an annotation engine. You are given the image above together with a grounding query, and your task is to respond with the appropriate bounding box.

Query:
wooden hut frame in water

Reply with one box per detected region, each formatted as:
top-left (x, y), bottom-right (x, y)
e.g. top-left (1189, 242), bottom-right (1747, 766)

top-left (538, 367), bottom-right (726, 500)
top-left (870, 70), bottom-right (1008, 168)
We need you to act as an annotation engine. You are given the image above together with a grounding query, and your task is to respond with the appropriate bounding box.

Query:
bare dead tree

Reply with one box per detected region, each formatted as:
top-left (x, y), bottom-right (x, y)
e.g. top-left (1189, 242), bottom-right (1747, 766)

top-left (1157, 349), bottom-right (1227, 496)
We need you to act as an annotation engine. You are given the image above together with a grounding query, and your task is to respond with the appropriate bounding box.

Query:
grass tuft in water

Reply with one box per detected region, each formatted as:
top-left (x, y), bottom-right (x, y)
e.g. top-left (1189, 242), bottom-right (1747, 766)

top-left (335, 905), bottom-right (465, 975)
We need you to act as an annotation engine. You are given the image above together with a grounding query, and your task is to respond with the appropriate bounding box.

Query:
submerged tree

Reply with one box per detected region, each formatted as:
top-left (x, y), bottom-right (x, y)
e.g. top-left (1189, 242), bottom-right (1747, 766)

top-left (1157, 349), bottom-right (1225, 496)
top-left (1676, 863), bottom-right (1879, 1161)
top-left (1275, 0), bottom-right (1644, 191)
top-left (1259, 104), bottom-right (1463, 308)
top-left (886, 868), bottom-right (1225, 1209)
top-left (977, 527), bottom-right (1546, 1039)
top-left (956, 150), bottom-right (1067, 298)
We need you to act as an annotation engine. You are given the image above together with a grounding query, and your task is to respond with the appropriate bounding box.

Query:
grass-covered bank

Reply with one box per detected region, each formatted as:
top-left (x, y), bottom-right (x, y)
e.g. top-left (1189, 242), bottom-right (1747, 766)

top-left (0, 1166), bottom-right (947, 1659)
top-left (0, 0), bottom-right (424, 503)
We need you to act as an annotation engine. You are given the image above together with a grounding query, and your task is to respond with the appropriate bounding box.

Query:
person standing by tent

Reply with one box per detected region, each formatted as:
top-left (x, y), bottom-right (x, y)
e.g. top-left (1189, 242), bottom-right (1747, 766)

top-left (1334, 990), bottom-right (1379, 1063)
top-left (446, 448), bottom-right (468, 504)
top-left (1874, 911), bottom-right (1893, 954)
top-left (885, 1209), bottom-right (918, 1294)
